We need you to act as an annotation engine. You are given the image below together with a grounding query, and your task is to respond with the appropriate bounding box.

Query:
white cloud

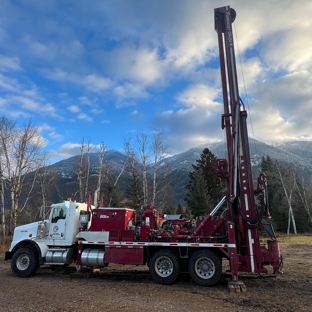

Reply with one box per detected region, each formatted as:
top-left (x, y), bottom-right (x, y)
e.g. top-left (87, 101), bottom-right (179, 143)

top-left (38, 123), bottom-right (54, 131)
top-left (21, 34), bottom-right (84, 65)
top-left (247, 70), bottom-right (312, 143)
top-left (237, 57), bottom-right (264, 91)
top-left (48, 131), bottom-right (64, 141)
top-left (67, 105), bottom-right (81, 113)
top-left (130, 109), bottom-right (143, 121)
top-left (1, 0), bottom-right (312, 159)
top-left (44, 69), bottom-right (115, 94)
top-left (40, 102), bottom-right (57, 116)
top-left (115, 100), bottom-right (136, 108)
top-left (83, 74), bottom-right (114, 92)
top-left (45, 68), bottom-right (69, 81)
top-left (79, 96), bottom-right (98, 106)
top-left (0, 55), bottom-right (21, 71)
top-left (5, 95), bottom-right (57, 117)
top-left (22, 87), bottom-right (44, 100)
top-left (152, 99), bottom-right (223, 154)
top-left (54, 142), bottom-right (82, 159)
top-left (260, 30), bottom-right (312, 72)
top-left (0, 73), bottom-right (21, 92)
top-left (39, 123), bottom-right (64, 142)
top-left (176, 84), bottom-right (220, 110)
top-left (131, 48), bottom-right (164, 84)
top-left (114, 82), bottom-right (148, 100)
top-left (51, 141), bottom-right (104, 161)
top-left (77, 112), bottom-right (92, 122)
top-left (90, 108), bottom-right (103, 114)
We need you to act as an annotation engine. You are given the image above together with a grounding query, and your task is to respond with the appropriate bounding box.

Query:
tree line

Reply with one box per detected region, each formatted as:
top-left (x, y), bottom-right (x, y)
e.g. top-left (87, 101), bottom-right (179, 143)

top-left (0, 115), bottom-right (177, 235)
top-left (261, 155), bottom-right (312, 233)
top-left (1, 114), bottom-right (311, 236)
top-left (185, 149), bottom-right (312, 234)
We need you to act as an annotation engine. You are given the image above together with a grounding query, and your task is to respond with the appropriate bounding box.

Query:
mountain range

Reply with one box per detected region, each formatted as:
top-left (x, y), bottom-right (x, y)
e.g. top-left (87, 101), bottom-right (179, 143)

top-left (49, 139), bottom-right (312, 205)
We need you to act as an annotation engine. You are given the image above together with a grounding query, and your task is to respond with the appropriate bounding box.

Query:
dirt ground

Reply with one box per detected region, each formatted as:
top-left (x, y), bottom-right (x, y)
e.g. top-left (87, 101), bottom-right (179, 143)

top-left (0, 235), bottom-right (311, 312)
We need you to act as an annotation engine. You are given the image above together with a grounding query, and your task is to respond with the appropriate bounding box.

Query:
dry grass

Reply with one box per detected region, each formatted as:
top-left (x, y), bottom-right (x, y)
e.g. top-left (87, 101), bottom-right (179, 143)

top-left (0, 234), bottom-right (311, 311)
top-left (0, 236), bottom-right (11, 253)
top-left (276, 233), bottom-right (312, 245)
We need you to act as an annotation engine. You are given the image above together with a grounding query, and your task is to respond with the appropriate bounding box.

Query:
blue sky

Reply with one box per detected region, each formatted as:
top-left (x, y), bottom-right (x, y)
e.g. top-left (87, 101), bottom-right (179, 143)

top-left (1, 0), bottom-right (312, 163)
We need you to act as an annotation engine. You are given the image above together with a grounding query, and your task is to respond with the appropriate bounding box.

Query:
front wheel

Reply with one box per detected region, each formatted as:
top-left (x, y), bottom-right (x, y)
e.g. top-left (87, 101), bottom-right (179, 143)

top-left (11, 248), bottom-right (38, 277)
top-left (188, 250), bottom-right (221, 286)
top-left (149, 249), bottom-right (181, 285)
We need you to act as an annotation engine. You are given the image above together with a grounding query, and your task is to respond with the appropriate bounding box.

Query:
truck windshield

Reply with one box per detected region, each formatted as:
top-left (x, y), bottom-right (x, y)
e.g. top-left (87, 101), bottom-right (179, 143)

top-left (51, 207), bottom-right (67, 223)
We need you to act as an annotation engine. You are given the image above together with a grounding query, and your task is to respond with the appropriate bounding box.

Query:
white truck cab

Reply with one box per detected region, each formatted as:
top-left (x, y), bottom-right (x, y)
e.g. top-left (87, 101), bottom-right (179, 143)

top-left (5, 200), bottom-right (92, 277)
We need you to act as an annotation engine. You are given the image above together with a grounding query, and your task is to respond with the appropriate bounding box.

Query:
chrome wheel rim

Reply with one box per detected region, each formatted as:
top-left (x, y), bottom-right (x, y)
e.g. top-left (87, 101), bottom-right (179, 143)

top-left (16, 254), bottom-right (30, 271)
top-left (154, 256), bottom-right (173, 277)
top-left (194, 257), bottom-right (215, 279)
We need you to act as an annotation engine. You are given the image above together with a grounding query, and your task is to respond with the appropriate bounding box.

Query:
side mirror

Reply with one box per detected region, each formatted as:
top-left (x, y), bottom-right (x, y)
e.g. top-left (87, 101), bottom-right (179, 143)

top-left (39, 205), bottom-right (45, 220)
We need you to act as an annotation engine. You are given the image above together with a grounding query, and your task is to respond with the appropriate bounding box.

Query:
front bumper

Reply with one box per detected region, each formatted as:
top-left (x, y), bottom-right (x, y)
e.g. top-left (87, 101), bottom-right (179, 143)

top-left (4, 251), bottom-right (12, 261)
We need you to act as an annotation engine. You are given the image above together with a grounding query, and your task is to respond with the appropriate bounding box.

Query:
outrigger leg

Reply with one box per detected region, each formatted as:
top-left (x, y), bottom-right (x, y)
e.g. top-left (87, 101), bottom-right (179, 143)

top-left (227, 222), bottom-right (247, 292)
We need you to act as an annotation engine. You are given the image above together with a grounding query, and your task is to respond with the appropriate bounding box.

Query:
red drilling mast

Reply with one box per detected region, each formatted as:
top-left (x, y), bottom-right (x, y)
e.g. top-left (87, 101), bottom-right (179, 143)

top-left (214, 6), bottom-right (282, 285)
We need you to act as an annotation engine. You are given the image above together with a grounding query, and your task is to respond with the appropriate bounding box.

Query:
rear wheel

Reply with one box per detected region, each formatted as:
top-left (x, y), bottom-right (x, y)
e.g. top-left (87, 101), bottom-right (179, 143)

top-left (188, 250), bottom-right (221, 286)
top-left (11, 248), bottom-right (38, 277)
top-left (149, 249), bottom-right (181, 285)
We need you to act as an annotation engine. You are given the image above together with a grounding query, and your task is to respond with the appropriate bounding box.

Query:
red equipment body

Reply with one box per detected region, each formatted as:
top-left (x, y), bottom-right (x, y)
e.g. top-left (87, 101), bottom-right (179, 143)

top-left (89, 208), bottom-right (136, 232)
top-left (6, 6), bottom-right (281, 289)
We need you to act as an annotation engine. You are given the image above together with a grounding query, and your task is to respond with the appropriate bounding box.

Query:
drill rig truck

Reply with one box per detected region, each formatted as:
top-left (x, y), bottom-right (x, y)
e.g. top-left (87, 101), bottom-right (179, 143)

top-left (5, 6), bottom-right (282, 289)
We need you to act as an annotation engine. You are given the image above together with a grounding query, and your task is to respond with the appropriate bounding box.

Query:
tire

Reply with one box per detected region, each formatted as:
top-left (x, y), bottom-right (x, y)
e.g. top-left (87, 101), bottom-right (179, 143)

top-left (11, 248), bottom-right (38, 278)
top-left (32, 262), bottom-right (40, 275)
top-left (149, 249), bottom-right (181, 285)
top-left (188, 250), bottom-right (221, 286)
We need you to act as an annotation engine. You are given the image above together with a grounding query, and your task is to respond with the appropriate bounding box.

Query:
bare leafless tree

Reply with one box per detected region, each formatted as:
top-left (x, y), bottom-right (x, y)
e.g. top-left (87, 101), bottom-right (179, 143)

top-left (37, 162), bottom-right (59, 215)
top-left (94, 142), bottom-right (106, 205)
top-left (124, 137), bottom-right (137, 173)
top-left (84, 141), bottom-right (91, 201)
top-left (275, 161), bottom-right (297, 234)
top-left (77, 138), bottom-right (91, 202)
top-left (294, 177), bottom-right (312, 230)
top-left (77, 138), bottom-right (86, 202)
top-left (151, 132), bottom-right (171, 207)
top-left (124, 131), bottom-right (170, 209)
top-left (0, 116), bottom-right (45, 230)
top-left (107, 160), bottom-right (127, 207)
top-left (0, 161), bottom-right (6, 236)
top-left (0, 117), bottom-right (15, 235)
top-left (135, 132), bottom-right (150, 205)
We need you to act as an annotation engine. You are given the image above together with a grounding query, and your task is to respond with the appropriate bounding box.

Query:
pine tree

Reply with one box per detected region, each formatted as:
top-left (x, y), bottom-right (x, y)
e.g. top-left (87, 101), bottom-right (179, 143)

top-left (176, 203), bottom-right (184, 216)
top-left (162, 201), bottom-right (176, 215)
top-left (186, 170), bottom-right (212, 217)
top-left (125, 168), bottom-right (144, 212)
top-left (185, 148), bottom-right (224, 217)
top-left (101, 175), bottom-right (122, 207)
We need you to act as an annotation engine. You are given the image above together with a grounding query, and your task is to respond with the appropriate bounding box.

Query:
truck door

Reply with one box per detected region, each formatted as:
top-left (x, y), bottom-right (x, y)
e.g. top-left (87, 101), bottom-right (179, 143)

top-left (48, 207), bottom-right (67, 241)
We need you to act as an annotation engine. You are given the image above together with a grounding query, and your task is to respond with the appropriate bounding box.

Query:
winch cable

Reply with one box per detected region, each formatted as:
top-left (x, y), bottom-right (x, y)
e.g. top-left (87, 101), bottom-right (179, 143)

top-left (234, 22), bottom-right (258, 157)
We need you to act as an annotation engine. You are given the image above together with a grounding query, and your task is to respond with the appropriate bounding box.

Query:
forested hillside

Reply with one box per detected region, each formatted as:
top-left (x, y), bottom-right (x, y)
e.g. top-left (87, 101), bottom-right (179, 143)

top-left (1, 133), bottom-right (312, 234)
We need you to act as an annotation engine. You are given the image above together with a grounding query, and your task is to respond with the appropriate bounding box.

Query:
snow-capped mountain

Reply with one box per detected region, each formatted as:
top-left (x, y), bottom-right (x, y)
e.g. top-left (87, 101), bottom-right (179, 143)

top-left (48, 139), bottom-right (312, 204)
